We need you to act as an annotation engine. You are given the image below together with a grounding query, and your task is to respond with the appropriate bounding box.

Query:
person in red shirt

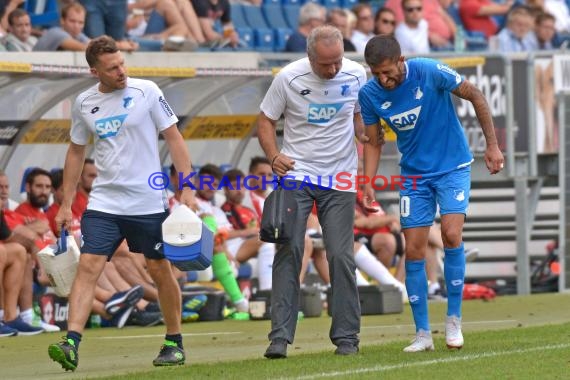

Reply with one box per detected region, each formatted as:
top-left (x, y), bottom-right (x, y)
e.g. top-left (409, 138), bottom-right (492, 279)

top-left (0, 202), bottom-right (42, 336)
top-left (242, 157), bottom-right (273, 223)
top-left (14, 168), bottom-right (55, 247)
top-left (71, 158), bottom-right (96, 217)
top-left (459, 0), bottom-right (513, 38)
top-left (221, 168), bottom-right (275, 291)
top-left (46, 170), bottom-right (81, 240)
top-left (9, 167), bottom-right (59, 332)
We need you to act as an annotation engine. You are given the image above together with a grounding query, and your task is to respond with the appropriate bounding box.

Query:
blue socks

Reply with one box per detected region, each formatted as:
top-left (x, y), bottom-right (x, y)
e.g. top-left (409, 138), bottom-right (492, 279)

top-left (444, 242), bottom-right (466, 318)
top-left (405, 259), bottom-right (429, 332)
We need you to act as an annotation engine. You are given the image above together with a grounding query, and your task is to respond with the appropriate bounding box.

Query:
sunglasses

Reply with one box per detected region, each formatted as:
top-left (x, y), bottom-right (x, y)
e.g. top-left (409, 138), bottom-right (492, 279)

top-left (380, 18), bottom-right (396, 25)
top-left (405, 6), bottom-right (422, 12)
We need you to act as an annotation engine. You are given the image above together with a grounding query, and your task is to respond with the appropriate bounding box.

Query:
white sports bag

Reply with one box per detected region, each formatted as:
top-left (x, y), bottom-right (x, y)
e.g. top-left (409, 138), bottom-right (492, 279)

top-left (37, 230), bottom-right (80, 297)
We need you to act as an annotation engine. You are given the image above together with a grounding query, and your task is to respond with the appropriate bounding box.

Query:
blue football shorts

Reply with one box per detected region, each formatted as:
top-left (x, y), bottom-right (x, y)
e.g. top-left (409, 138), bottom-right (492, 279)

top-left (80, 209), bottom-right (169, 260)
top-left (399, 166), bottom-right (471, 229)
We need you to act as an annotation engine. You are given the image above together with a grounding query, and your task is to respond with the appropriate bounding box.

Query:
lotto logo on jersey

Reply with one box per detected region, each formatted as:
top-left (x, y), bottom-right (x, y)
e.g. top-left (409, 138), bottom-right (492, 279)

top-left (437, 64), bottom-right (462, 84)
top-left (94, 114), bottom-right (128, 138)
top-left (307, 103), bottom-right (343, 124)
top-left (389, 106), bottom-right (421, 131)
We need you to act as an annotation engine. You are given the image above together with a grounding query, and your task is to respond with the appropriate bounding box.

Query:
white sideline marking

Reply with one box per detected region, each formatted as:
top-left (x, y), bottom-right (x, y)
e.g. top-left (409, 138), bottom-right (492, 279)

top-left (362, 319), bottom-right (517, 330)
top-left (93, 332), bottom-right (242, 340)
top-left (283, 343), bottom-right (570, 380)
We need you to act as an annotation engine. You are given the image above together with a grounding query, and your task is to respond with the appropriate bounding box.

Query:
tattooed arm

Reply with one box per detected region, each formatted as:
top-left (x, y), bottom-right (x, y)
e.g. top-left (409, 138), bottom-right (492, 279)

top-left (452, 80), bottom-right (504, 174)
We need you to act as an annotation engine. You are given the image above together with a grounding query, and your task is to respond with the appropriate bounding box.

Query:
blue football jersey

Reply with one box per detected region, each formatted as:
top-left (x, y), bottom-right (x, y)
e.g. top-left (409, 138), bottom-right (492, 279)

top-left (359, 58), bottom-right (473, 176)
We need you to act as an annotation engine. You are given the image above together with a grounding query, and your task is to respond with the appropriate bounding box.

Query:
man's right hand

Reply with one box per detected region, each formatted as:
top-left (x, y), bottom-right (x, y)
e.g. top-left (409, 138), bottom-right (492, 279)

top-left (271, 153), bottom-right (295, 177)
top-left (55, 205), bottom-right (73, 233)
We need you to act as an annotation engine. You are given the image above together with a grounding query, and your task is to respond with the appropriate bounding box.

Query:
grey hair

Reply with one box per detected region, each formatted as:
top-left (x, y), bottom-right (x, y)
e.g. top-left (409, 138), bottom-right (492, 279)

top-left (299, 2), bottom-right (325, 26)
top-left (307, 25), bottom-right (344, 59)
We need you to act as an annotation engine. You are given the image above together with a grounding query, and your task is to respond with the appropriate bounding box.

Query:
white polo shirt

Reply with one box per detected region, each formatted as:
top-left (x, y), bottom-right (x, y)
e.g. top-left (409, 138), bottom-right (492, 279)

top-left (260, 57), bottom-right (365, 192)
top-left (71, 77), bottom-right (177, 215)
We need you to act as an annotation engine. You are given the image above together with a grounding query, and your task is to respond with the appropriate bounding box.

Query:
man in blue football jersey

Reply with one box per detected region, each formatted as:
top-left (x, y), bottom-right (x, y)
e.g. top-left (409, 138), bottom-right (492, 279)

top-left (359, 35), bottom-right (504, 352)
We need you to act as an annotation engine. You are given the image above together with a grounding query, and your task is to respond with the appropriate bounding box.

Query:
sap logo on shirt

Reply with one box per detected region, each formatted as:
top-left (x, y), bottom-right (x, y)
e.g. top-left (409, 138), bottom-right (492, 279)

top-left (308, 103), bottom-right (344, 124)
top-left (95, 114), bottom-right (128, 138)
top-left (389, 106), bottom-right (421, 131)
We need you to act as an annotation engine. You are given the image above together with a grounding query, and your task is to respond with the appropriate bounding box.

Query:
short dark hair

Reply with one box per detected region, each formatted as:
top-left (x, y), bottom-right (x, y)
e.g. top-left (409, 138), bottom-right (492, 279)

top-left (84, 158), bottom-right (95, 166)
top-left (61, 3), bottom-right (85, 20)
top-left (51, 169), bottom-right (64, 190)
top-left (536, 11), bottom-right (556, 26)
top-left (364, 35), bottom-right (401, 68)
top-left (225, 168), bottom-right (245, 183)
top-left (8, 8), bottom-right (29, 26)
top-left (198, 164), bottom-right (223, 180)
top-left (25, 168), bottom-right (52, 186)
top-left (86, 35), bottom-right (119, 68)
top-left (249, 156), bottom-right (271, 173)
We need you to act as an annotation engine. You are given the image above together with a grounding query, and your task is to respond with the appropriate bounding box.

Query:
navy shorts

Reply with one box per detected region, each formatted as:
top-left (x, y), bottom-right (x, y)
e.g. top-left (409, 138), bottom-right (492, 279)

top-left (80, 209), bottom-right (169, 260)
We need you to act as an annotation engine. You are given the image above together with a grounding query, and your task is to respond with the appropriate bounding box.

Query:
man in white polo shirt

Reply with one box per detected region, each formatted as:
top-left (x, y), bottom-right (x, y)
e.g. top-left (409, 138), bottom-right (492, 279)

top-left (257, 25), bottom-right (371, 358)
top-left (48, 35), bottom-right (196, 371)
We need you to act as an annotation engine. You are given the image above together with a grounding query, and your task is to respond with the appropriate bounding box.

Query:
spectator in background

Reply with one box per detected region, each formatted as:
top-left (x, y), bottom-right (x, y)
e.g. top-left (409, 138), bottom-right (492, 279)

top-left (285, 2), bottom-right (326, 52)
top-left (529, 11), bottom-right (556, 49)
top-left (126, 0), bottom-right (201, 51)
top-left (242, 157), bottom-right (273, 222)
top-left (544, 0), bottom-right (570, 34)
top-left (128, 0), bottom-right (206, 45)
top-left (0, 171), bottom-right (19, 210)
top-left (4, 8), bottom-right (36, 51)
top-left (384, 0), bottom-right (455, 50)
top-left (459, 0), bottom-right (514, 39)
top-left (497, 6), bottom-right (535, 51)
top-left (395, 0), bottom-right (430, 54)
top-left (78, 0), bottom-right (128, 41)
top-left (327, 7), bottom-right (356, 52)
top-left (374, 7), bottom-right (397, 36)
top-left (350, 3), bottom-right (375, 52)
top-left (221, 168), bottom-right (275, 291)
top-left (426, 0), bottom-right (455, 50)
top-left (14, 168), bottom-right (61, 333)
top-left (191, 0), bottom-right (240, 48)
top-left (193, 164), bottom-right (251, 319)
top-left (33, 3), bottom-right (137, 52)
top-left (0, 0), bottom-right (23, 37)
top-left (0, 206), bottom-right (39, 336)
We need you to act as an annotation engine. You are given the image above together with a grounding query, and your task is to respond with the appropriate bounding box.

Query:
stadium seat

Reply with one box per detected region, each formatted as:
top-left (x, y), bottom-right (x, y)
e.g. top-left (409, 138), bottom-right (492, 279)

top-left (230, 3), bottom-right (249, 29)
top-left (341, 0), bottom-right (358, 8)
top-left (283, 5), bottom-right (300, 30)
top-left (242, 4), bottom-right (270, 29)
top-left (24, 0), bottom-right (59, 28)
top-left (254, 28), bottom-right (275, 51)
top-left (262, 4), bottom-right (290, 29)
top-left (19, 167), bottom-right (35, 194)
top-left (322, 0), bottom-right (342, 8)
top-left (282, 0), bottom-right (303, 5)
top-left (274, 28), bottom-right (293, 52)
top-left (446, 4), bottom-right (463, 28)
top-left (235, 27), bottom-right (254, 49)
top-left (465, 31), bottom-right (489, 51)
top-left (219, 163), bottom-right (233, 173)
top-left (263, 0), bottom-right (281, 4)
